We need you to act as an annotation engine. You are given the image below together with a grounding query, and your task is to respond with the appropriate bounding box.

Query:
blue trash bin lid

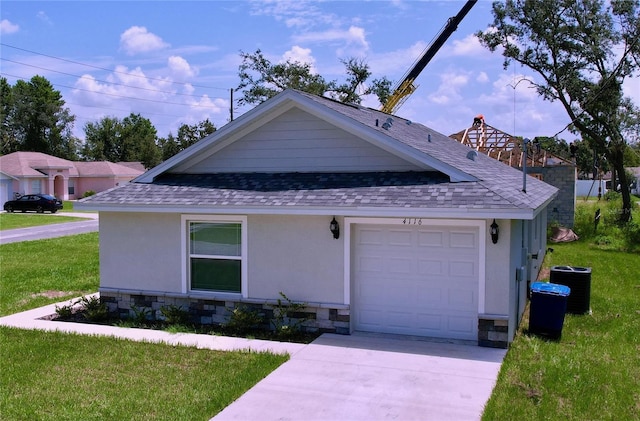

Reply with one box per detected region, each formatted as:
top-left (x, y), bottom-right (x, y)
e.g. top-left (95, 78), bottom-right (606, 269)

top-left (531, 282), bottom-right (571, 296)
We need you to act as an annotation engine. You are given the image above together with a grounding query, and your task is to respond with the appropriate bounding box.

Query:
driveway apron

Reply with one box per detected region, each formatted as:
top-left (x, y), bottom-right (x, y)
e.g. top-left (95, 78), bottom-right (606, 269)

top-left (213, 333), bottom-right (506, 421)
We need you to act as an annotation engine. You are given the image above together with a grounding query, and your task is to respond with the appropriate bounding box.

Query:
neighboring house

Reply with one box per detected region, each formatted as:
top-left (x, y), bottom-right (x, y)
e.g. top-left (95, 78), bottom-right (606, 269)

top-left (0, 152), bottom-right (144, 202)
top-left (77, 89), bottom-right (558, 348)
top-left (450, 123), bottom-right (576, 228)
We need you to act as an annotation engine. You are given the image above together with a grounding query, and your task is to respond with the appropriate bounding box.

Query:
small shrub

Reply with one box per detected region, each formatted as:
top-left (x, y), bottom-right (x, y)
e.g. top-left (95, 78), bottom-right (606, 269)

top-left (55, 302), bottom-right (74, 319)
top-left (271, 292), bottom-right (310, 339)
top-left (603, 190), bottom-right (621, 201)
top-left (82, 190), bottom-right (96, 198)
top-left (130, 305), bottom-right (153, 324)
top-left (78, 295), bottom-right (109, 322)
top-left (225, 305), bottom-right (264, 334)
top-left (159, 304), bottom-right (190, 325)
top-left (622, 220), bottom-right (640, 252)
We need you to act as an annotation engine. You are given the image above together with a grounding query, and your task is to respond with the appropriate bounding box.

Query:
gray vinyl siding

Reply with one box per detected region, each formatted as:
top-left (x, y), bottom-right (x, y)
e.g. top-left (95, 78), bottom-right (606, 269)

top-left (184, 108), bottom-right (423, 173)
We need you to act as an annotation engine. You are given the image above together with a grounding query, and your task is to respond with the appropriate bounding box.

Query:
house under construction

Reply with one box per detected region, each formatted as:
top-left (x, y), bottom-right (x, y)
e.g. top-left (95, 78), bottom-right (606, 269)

top-left (450, 121), bottom-right (576, 227)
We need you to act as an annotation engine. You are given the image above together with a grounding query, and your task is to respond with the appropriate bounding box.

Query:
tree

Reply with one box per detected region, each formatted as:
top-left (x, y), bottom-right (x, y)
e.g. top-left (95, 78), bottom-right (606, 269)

top-left (3, 75), bottom-right (77, 159)
top-left (0, 77), bottom-right (17, 154)
top-left (120, 113), bottom-right (160, 168)
top-left (477, 0), bottom-right (640, 222)
top-left (158, 119), bottom-right (217, 161)
top-left (82, 113), bottom-right (161, 168)
top-left (236, 49), bottom-right (392, 107)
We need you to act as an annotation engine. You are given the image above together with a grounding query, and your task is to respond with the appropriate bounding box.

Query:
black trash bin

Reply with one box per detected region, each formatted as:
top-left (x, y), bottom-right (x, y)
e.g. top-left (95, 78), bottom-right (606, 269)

top-left (529, 282), bottom-right (571, 339)
top-left (550, 266), bottom-right (592, 314)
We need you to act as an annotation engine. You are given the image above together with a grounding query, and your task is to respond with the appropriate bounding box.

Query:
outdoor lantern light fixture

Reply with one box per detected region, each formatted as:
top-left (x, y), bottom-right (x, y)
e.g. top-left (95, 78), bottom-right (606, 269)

top-left (490, 219), bottom-right (499, 244)
top-left (330, 217), bottom-right (340, 239)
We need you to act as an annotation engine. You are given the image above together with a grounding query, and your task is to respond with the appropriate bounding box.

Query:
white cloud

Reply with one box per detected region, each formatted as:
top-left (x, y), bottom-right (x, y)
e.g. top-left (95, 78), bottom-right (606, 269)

top-left (427, 71), bottom-right (471, 105)
top-left (282, 46), bottom-right (317, 70)
top-left (0, 19), bottom-right (19, 34)
top-left (477, 72), bottom-right (489, 83)
top-left (368, 41), bottom-right (428, 76)
top-left (120, 26), bottom-right (169, 55)
top-left (449, 34), bottom-right (486, 57)
top-left (249, 0), bottom-right (335, 28)
top-left (292, 25), bottom-right (369, 56)
top-left (168, 56), bottom-right (197, 79)
top-left (36, 11), bottom-right (52, 25)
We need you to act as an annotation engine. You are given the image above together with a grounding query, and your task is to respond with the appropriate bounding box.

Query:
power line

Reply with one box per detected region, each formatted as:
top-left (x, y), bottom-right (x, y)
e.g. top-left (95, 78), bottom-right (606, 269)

top-left (0, 42), bottom-right (230, 92)
top-left (0, 72), bottom-right (226, 110)
top-left (1, 58), bottom-right (228, 101)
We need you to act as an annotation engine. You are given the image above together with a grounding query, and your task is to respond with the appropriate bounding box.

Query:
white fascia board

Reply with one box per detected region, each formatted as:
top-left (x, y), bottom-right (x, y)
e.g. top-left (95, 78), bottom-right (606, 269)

top-left (76, 202), bottom-right (535, 220)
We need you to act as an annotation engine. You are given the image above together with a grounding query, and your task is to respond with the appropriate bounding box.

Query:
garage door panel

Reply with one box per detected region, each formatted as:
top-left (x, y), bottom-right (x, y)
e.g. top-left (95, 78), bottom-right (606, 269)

top-left (417, 287), bottom-right (443, 306)
top-left (388, 229), bottom-right (413, 246)
top-left (449, 260), bottom-right (476, 277)
top-left (448, 289), bottom-right (475, 308)
top-left (357, 256), bottom-right (384, 273)
top-left (416, 313), bottom-right (443, 332)
top-left (387, 311), bottom-right (413, 328)
top-left (387, 257), bottom-right (414, 274)
top-left (418, 259), bottom-right (444, 276)
top-left (354, 224), bottom-right (479, 341)
top-left (358, 228), bottom-right (385, 245)
top-left (448, 316), bottom-right (476, 336)
top-left (417, 231), bottom-right (444, 247)
top-left (450, 231), bottom-right (476, 248)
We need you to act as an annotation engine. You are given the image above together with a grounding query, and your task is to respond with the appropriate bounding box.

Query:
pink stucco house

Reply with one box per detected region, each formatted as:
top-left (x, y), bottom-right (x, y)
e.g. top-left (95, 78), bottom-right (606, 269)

top-left (0, 152), bottom-right (144, 203)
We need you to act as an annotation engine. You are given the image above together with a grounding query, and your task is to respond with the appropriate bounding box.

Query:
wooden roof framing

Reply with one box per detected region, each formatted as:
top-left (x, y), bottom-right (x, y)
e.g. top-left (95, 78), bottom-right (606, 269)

top-left (449, 123), bottom-right (571, 168)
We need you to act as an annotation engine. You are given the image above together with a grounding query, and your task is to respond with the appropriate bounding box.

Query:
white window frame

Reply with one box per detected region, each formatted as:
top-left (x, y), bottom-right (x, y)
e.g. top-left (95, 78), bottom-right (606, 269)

top-left (181, 215), bottom-right (248, 298)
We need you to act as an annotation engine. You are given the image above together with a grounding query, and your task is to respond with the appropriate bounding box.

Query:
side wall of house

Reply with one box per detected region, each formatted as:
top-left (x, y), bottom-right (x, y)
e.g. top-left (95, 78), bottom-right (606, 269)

top-left (99, 212), bottom-right (183, 293)
top-left (77, 177), bottom-right (117, 197)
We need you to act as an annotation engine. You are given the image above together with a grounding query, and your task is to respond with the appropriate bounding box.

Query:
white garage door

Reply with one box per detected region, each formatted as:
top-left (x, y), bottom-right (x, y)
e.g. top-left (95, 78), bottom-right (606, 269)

top-left (353, 224), bottom-right (479, 340)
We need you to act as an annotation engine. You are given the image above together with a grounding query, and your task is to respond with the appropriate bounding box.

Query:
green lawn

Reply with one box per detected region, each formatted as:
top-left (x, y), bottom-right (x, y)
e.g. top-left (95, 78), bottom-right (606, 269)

top-left (0, 213), bottom-right (86, 230)
top-left (0, 234), bottom-right (288, 420)
top-left (0, 233), bottom-right (100, 316)
top-left (0, 327), bottom-right (286, 421)
top-left (483, 242), bottom-right (640, 420)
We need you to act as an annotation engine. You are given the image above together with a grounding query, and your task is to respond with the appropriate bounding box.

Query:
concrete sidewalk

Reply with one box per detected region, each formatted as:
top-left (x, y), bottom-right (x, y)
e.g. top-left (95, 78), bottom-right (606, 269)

top-left (0, 297), bottom-right (506, 421)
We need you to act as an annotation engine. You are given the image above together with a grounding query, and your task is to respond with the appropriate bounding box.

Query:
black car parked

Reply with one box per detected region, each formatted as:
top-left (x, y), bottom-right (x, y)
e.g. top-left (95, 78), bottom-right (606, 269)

top-left (3, 194), bottom-right (63, 213)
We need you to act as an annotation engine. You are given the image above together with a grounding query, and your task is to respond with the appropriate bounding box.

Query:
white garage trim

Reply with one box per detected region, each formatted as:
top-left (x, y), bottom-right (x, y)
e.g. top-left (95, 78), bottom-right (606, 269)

top-left (344, 218), bottom-right (486, 335)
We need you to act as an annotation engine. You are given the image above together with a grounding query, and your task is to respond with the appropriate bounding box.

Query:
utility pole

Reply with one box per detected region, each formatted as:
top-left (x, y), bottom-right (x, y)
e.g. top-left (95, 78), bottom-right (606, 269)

top-left (230, 88), bottom-right (234, 121)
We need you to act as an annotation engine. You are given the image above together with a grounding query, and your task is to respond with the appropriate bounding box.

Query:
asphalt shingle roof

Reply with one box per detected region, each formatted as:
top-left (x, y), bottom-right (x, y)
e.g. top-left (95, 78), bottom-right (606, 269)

top-left (84, 171), bottom-right (521, 210)
top-left (80, 89), bottom-right (558, 214)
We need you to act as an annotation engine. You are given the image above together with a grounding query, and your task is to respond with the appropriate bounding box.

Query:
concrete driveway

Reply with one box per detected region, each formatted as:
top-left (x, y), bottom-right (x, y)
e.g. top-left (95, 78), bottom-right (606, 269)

top-left (213, 333), bottom-right (506, 421)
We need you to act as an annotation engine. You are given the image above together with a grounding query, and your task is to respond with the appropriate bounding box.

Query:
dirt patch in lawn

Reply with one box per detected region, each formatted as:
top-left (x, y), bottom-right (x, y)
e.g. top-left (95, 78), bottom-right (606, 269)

top-left (31, 290), bottom-right (75, 299)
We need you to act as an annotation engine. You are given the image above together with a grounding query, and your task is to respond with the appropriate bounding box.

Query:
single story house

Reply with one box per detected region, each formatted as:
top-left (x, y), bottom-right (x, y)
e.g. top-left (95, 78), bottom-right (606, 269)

top-left (0, 152), bottom-right (144, 203)
top-left (77, 89), bottom-right (557, 348)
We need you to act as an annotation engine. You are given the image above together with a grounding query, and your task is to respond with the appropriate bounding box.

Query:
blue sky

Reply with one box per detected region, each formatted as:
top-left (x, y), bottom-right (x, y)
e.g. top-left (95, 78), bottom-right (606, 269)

top-left (1, 1), bottom-right (638, 143)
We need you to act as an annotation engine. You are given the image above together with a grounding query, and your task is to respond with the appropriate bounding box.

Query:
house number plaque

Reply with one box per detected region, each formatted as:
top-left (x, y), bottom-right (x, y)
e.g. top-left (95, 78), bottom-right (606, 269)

top-left (402, 218), bottom-right (422, 225)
